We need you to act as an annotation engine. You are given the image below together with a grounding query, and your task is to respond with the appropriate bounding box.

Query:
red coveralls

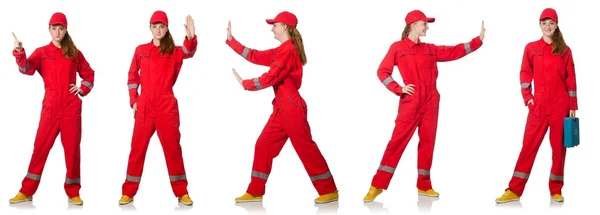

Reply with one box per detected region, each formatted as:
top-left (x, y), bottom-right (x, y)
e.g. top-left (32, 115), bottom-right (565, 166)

top-left (122, 35), bottom-right (197, 197)
top-left (13, 43), bottom-right (95, 198)
top-left (371, 36), bottom-right (483, 190)
top-left (226, 36), bottom-right (337, 196)
top-left (506, 38), bottom-right (577, 196)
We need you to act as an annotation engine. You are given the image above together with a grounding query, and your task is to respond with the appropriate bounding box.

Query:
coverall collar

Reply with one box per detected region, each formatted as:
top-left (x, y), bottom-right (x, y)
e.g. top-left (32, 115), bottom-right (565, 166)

top-left (401, 36), bottom-right (422, 48)
top-left (46, 41), bottom-right (62, 52)
top-left (280, 38), bottom-right (293, 47)
top-left (537, 37), bottom-right (552, 48)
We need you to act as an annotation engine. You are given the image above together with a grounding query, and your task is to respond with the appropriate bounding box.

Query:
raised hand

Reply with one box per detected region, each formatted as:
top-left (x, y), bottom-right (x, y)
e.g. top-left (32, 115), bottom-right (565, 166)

top-left (480, 21), bottom-right (486, 41)
top-left (12, 32), bottom-right (22, 51)
top-left (184, 15), bottom-right (195, 40)
top-left (227, 20), bottom-right (232, 41)
top-left (232, 68), bottom-right (242, 85)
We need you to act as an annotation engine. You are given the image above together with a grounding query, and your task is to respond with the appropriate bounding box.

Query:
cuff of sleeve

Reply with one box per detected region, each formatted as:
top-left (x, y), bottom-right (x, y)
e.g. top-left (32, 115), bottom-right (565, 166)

top-left (569, 98), bottom-right (578, 110)
top-left (130, 98), bottom-right (138, 108)
top-left (242, 79), bottom-right (255, 91)
top-left (471, 36), bottom-right (483, 50)
top-left (186, 34), bottom-right (197, 41)
top-left (79, 85), bottom-right (91, 96)
top-left (394, 85), bottom-right (403, 96)
top-left (225, 36), bottom-right (236, 45)
top-left (523, 95), bottom-right (533, 106)
top-left (13, 49), bottom-right (25, 56)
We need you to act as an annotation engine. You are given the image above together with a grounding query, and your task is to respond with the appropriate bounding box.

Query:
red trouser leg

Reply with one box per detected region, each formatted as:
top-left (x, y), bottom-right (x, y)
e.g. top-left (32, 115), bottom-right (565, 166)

top-left (371, 102), bottom-right (420, 190)
top-left (155, 110), bottom-right (188, 197)
top-left (247, 108), bottom-right (289, 196)
top-left (60, 113), bottom-right (82, 197)
top-left (122, 115), bottom-right (156, 197)
top-left (20, 114), bottom-right (60, 196)
top-left (416, 99), bottom-right (439, 190)
top-left (548, 111), bottom-right (567, 195)
top-left (508, 110), bottom-right (549, 196)
top-left (282, 103), bottom-right (337, 196)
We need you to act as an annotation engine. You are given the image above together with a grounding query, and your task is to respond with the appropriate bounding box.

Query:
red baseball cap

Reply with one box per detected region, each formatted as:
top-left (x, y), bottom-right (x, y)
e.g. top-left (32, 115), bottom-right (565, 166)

top-left (266, 11), bottom-right (298, 28)
top-left (405, 10), bottom-right (435, 25)
top-left (539, 8), bottom-right (558, 22)
top-left (150, 10), bottom-right (169, 25)
top-left (49, 12), bottom-right (67, 27)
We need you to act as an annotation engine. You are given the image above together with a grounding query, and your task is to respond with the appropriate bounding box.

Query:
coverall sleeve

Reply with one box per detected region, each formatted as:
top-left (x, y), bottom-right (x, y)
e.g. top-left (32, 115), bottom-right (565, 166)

top-left (565, 48), bottom-right (578, 110)
top-left (519, 46), bottom-right (534, 106)
top-left (376, 43), bottom-right (403, 96)
top-left (76, 51), bottom-right (95, 97)
top-left (226, 36), bottom-right (277, 66)
top-left (241, 49), bottom-right (292, 91)
top-left (434, 36), bottom-right (483, 62)
top-left (127, 49), bottom-right (141, 108)
top-left (180, 35), bottom-right (198, 59)
top-left (12, 48), bottom-right (41, 76)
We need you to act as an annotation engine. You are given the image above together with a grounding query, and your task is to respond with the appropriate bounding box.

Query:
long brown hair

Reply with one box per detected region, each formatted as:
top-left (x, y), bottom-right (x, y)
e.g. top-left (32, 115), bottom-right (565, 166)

top-left (159, 30), bottom-right (175, 55)
top-left (287, 26), bottom-right (307, 65)
top-left (551, 26), bottom-right (567, 55)
top-left (52, 25), bottom-right (78, 58)
top-left (401, 25), bottom-right (411, 40)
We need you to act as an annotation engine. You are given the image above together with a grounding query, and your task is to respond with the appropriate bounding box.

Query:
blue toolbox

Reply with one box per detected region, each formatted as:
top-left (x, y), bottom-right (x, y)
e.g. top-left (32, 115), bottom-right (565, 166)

top-left (563, 117), bottom-right (579, 148)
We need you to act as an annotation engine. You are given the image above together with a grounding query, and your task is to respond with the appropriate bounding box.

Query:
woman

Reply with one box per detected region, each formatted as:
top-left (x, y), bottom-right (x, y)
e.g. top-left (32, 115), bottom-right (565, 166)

top-left (363, 9), bottom-right (485, 203)
top-left (495, 8), bottom-right (577, 204)
top-left (8, 12), bottom-right (95, 206)
top-left (226, 11), bottom-right (339, 204)
top-left (119, 10), bottom-right (197, 206)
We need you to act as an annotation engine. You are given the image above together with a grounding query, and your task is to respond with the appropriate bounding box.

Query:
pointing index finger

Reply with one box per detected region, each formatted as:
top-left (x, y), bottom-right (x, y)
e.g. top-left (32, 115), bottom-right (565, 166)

top-left (11, 32), bottom-right (18, 40)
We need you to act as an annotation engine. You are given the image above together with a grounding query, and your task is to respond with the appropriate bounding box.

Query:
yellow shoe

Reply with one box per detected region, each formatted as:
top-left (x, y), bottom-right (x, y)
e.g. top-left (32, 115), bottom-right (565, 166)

top-left (8, 192), bottom-right (32, 204)
top-left (119, 195), bottom-right (133, 205)
top-left (418, 189), bottom-right (440, 197)
top-left (495, 190), bottom-right (519, 204)
top-left (363, 186), bottom-right (383, 203)
top-left (69, 196), bottom-right (83, 206)
top-left (235, 193), bottom-right (262, 203)
top-left (178, 194), bottom-right (193, 206)
top-left (552, 194), bottom-right (564, 202)
top-left (314, 190), bottom-right (338, 204)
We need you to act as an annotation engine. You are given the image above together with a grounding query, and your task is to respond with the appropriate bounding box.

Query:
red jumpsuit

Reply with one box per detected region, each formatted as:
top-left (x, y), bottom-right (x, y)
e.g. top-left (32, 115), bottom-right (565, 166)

top-left (122, 35), bottom-right (197, 197)
top-left (507, 38), bottom-right (577, 196)
top-left (371, 36), bottom-right (483, 190)
top-left (13, 42), bottom-right (95, 198)
top-left (226, 37), bottom-right (337, 196)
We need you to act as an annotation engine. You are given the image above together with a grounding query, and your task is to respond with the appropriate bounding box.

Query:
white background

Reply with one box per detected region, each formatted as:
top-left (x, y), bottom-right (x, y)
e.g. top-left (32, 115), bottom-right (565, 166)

top-left (0, 0), bottom-right (597, 214)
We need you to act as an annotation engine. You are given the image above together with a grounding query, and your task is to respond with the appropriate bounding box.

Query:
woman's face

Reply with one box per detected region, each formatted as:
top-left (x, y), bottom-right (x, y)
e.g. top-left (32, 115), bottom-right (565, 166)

top-left (151, 23), bottom-right (168, 40)
top-left (539, 19), bottom-right (557, 38)
top-left (271, 22), bottom-right (287, 40)
top-left (49, 25), bottom-right (67, 43)
top-left (412, 21), bottom-right (429, 37)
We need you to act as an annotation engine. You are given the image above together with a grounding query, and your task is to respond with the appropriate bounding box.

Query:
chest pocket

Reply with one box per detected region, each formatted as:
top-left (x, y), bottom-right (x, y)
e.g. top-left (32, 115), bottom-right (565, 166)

top-left (396, 48), bottom-right (416, 68)
top-left (138, 50), bottom-right (152, 72)
top-left (420, 47), bottom-right (436, 70)
top-left (38, 50), bottom-right (57, 76)
top-left (528, 48), bottom-right (544, 70)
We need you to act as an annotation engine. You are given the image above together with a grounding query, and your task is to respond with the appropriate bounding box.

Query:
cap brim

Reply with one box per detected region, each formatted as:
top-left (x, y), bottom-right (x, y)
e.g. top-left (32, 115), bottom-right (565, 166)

top-left (266, 19), bottom-right (277, 24)
top-left (151, 21), bottom-right (167, 25)
top-left (426, 17), bottom-right (435, 23)
top-left (49, 22), bottom-right (66, 26)
top-left (539, 16), bottom-right (557, 21)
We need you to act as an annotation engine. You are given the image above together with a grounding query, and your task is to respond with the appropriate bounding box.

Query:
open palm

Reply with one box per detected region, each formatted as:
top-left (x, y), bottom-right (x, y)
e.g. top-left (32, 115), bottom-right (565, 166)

top-left (184, 15), bottom-right (195, 39)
